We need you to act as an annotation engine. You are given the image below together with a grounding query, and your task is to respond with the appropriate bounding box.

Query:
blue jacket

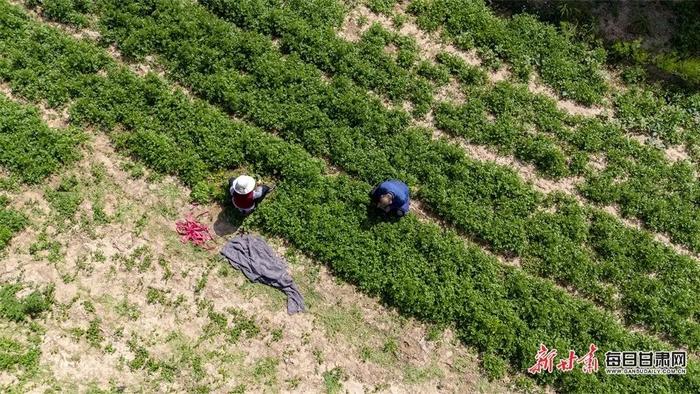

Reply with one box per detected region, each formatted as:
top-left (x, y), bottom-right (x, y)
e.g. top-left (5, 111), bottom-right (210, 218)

top-left (372, 180), bottom-right (410, 216)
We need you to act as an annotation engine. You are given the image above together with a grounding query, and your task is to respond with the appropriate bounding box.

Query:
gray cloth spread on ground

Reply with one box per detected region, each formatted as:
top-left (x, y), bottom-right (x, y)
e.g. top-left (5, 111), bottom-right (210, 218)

top-left (220, 235), bottom-right (305, 314)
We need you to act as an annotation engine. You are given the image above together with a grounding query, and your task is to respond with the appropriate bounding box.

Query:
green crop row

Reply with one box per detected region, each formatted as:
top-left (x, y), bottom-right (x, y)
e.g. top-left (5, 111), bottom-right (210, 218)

top-left (0, 95), bottom-right (83, 184)
top-left (71, 70), bottom-right (324, 196)
top-left (579, 142), bottom-right (700, 253)
top-left (51, 0), bottom-right (700, 347)
top-left (407, 0), bottom-right (608, 105)
top-left (434, 76), bottom-right (700, 254)
top-left (434, 83), bottom-right (573, 178)
top-left (3, 2), bottom-right (699, 390)
top-left (433, 80), bottom-right (610, 179)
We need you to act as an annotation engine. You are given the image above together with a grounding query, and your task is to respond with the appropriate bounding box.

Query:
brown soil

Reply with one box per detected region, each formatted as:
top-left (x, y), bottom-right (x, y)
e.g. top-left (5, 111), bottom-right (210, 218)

top-left (527, 75), bottom-right (604, 117)
top-left (664, 144), bottom-right (691, 163)
top-left (429, 127), bottom-right (581, 196)
top-left (435, 80), bottom-right (466, 104)
top-left (588, 154), bottom-right (608, 172)
top-left (489, 67), bottom-right (511, 83)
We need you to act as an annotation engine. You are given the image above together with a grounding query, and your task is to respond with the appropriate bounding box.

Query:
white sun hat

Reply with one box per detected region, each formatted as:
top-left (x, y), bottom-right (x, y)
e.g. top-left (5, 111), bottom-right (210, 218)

top-left (232, 175), bottom-right (256, 195)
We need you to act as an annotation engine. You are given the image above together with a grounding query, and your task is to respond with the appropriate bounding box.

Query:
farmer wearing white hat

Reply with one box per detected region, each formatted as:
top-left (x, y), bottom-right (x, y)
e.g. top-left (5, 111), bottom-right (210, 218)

top-left (229, 175), bottom-right (270, 215)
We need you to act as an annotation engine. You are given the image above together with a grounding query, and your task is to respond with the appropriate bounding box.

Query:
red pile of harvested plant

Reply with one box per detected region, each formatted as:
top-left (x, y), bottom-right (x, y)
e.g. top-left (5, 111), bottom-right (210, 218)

top-left (175, 211), bottom-right (212, 247)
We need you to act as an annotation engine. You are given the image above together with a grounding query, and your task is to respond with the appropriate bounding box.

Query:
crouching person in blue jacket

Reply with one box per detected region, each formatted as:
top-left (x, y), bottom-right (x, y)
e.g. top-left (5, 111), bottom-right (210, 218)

top-left (370, 179), bottom-right (410, 218)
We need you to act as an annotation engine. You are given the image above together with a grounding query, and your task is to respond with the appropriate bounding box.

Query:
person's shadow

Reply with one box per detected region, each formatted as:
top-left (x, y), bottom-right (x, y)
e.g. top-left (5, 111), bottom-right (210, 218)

top-left (361, 204), bottom-right (403, 231)
top-left (212, 180), bottom-right (245, 237)
top-left (213, 205), bottom-right (245, 237)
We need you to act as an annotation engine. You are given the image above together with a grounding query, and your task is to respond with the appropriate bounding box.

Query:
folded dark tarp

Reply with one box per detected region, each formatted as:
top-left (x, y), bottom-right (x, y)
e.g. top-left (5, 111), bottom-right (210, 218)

top-left (220, 234), bottom-right (305, 314)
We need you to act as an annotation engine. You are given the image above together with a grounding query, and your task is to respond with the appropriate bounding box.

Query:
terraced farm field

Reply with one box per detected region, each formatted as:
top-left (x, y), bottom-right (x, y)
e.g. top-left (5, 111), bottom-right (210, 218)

top-left (1, 0), bottom-right (698, 392)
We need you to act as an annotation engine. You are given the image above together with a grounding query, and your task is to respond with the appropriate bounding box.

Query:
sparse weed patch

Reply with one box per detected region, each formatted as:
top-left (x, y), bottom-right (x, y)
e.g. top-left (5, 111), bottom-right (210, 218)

top-left (145, 287), bottom-right (169, 306)
top-left (322, 367), bottom-right (346, 394)
top-left (85, 318), bottom-right (103, 348)
top-left (115, 297), bottom-right (140, 320)
top-left (402, 363), bottom-right (443, 384)
top-left (0, 202), bottom-right (26, 251)
top-left (45, 176), bottom-right (83, 222)
top-left (0, 284), bottom-right (54, 322)
top-left (224, 308), bottom-right (261, 344)
top-left (252, 356), bottom-right (279, 386)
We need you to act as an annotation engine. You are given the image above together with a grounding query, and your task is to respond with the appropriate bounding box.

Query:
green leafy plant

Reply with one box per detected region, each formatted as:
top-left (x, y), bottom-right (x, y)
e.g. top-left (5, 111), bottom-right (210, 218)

top-left (0, 284), bottom-right (54, 322)
top-left (0, 96), bottom-right (83, 184)
top-left (435, 51), bottom-right (487, 85)
top-left (26, 0), bottom-right (95, 27)
top-left (481, 353), bottom-right (507, 381)
top-left (45, 176), bottom-right (83, 221)
top-left (322, 367), bottom-right (346, 394)
top-left (0, 203), bottom-right (26, 251)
